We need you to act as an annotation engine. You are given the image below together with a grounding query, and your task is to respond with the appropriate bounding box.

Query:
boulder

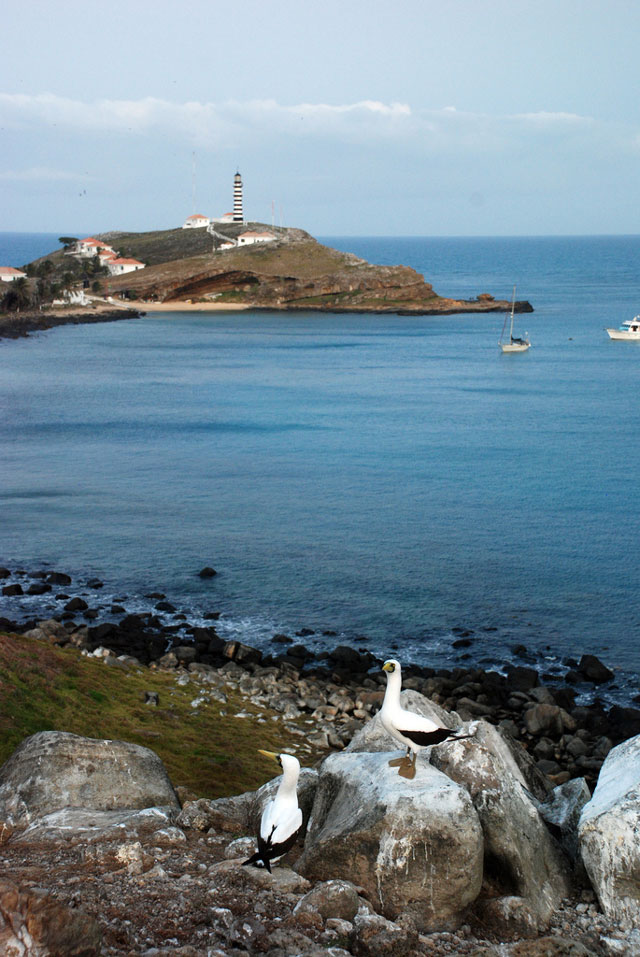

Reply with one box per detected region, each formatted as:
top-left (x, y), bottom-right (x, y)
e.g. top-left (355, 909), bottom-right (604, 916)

top-left (294, 879), bottom-right (361, 922)
top-left (427, 720), bottom-right (572, 932)
top-left (296, 750), bottom-right (484, 931)
top-left (0, 881), bottom-right (102, 955)
top-left (577, 655), bottom-right (614, 684)
top-left (578, 733), bottom-right (640, 923)
top-left (23, 618), bottom-right (69, 644)
top-left (352, 912), bottom-right (418, 956)
top-left (0, 731), bottom-right (180, 827)
top-left (536, 777), bottom-right (591, 861)
top-left (347, 693), bottom-right (571, 932)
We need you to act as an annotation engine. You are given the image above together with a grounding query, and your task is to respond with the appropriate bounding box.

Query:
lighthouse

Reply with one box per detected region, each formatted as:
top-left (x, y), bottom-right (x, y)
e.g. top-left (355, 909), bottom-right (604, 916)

top-left (233, 171), bottom-right (244, 223)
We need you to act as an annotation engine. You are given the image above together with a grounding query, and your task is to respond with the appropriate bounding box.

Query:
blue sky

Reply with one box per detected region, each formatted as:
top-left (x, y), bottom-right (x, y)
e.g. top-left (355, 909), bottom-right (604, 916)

top-left (1, 0), bottom-right (639, 236)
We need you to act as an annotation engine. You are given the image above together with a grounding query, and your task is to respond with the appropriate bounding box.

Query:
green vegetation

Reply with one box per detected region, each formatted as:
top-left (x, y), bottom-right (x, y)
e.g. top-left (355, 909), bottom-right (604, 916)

top-left (0, 632), bottom-right (316, 799)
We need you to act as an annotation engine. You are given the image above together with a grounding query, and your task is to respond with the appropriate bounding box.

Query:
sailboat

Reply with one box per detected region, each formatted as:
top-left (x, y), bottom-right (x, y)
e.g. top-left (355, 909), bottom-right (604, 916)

top-left (499, 286), bottom-right (530, 353)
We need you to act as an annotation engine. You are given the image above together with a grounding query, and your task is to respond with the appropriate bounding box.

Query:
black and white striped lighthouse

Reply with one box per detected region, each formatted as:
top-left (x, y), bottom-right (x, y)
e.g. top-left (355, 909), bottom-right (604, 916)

top-left (233, 171), bottom-right (244, 223)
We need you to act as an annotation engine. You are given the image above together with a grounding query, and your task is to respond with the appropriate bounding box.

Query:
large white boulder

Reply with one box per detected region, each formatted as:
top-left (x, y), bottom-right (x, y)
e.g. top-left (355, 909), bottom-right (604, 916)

top-left (0, 731), bottom-right (179, 828)
top-left (348, 691), bottom-right (571, 933)
top-left (296, 749), bottom-right (484, 931)
top-left (578, 734), bottom-right (640, 925)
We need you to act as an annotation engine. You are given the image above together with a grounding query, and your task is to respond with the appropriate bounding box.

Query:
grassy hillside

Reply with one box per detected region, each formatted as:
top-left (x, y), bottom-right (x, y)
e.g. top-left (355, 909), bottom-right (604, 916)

top-left (0, 632), bottom-right (318, 799)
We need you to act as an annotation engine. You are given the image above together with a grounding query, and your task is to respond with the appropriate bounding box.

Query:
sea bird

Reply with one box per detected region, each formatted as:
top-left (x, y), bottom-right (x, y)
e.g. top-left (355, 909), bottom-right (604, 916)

top-left (242, 751), bottom-right (302, 872)
top-left (380, 659), bottom-right (475, 778)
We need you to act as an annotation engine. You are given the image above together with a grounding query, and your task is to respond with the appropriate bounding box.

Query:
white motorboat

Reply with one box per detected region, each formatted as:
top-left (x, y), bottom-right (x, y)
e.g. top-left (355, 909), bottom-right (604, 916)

top-left (606, 317), bottom-right (640, 340)
top-left (499, 286), bottom-right (530, 353)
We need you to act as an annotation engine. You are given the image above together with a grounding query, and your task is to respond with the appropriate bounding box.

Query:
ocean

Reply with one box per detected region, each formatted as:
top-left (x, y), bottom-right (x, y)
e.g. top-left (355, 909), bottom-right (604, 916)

top-left (1, 231), bottom-right (639, 701)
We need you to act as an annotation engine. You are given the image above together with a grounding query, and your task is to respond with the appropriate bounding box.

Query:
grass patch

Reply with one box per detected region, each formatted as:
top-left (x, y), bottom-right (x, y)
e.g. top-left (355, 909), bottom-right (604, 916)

top-left (0, 632), bottom-right (319, 799)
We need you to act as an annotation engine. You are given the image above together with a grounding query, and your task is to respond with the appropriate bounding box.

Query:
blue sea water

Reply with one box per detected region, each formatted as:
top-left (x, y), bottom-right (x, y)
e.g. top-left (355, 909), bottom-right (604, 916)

top-left (1, 232), bottom-right (640, 699)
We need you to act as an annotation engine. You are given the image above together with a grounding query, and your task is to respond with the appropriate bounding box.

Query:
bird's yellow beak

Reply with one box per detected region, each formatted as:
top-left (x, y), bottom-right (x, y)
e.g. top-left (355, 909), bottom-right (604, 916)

top-left (382, 661), bottom-right (393, 672)
top-left (258, 749), bottom-right (279, 761)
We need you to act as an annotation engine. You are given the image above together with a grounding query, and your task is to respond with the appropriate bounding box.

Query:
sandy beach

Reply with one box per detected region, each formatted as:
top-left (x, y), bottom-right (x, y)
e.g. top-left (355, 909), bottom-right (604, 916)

top-left (123, 299), bottom-right (250, 312)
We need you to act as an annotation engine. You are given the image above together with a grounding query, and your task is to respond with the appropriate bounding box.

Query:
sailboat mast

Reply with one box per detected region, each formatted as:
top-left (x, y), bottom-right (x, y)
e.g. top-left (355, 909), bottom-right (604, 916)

top-left (509, 285), bottom-right (516, 342)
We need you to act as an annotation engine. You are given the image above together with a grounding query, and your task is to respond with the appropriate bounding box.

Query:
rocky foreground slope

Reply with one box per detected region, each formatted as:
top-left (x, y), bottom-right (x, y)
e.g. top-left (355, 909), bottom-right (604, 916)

top-left (2, 612), bottom-right (640, 955)
top-left (104, 225), bottom-right (533, 315)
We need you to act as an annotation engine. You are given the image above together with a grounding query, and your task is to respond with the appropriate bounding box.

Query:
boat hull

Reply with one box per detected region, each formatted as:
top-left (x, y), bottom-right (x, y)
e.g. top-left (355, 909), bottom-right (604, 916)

top-left (606, 328), bottom-right (640, 340)
top-left (500, 342), bottom-right (530, 353)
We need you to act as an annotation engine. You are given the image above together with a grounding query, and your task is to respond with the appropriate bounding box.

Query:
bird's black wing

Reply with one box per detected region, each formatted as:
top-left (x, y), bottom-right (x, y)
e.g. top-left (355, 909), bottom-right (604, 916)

top-left (396, 726), bottom-right (458, 747)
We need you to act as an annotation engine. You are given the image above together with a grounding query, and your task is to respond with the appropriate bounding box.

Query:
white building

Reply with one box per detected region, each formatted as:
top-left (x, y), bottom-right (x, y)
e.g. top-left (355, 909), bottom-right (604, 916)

top-left (182, 214), bottom-right (211, 229)
top-left (73, 237), bottom-right (115, 258)
top-left (237, 231), bottom-right (276, 246)
top-left (107, 258), bottom-right (145, 276)
top-left (0, 267), bottom-right (27, 282)
top-left (211, 212), bottom-right (235, 224)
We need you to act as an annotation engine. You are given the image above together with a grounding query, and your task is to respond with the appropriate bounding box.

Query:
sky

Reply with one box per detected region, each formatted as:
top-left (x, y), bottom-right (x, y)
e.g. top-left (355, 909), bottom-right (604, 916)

top-left (1, 0), bottom-right (639, 236)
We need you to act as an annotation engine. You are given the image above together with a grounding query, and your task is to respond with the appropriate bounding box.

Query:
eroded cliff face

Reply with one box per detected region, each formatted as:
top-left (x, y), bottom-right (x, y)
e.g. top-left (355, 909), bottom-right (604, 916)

top-left (106, 232), bottom-right (531, 315)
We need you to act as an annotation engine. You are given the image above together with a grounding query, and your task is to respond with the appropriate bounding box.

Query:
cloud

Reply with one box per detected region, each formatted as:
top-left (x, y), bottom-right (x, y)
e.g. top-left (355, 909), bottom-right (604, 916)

top-left (0, 92), bottom-right (618, 160)
top-left (0, 93), bottom-right (412, 144)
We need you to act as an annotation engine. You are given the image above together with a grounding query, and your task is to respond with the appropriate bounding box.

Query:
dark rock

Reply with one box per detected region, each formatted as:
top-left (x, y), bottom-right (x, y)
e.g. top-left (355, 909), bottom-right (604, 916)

top-left (88, 622), bottom-right (117, 645)
top-left (110, 605), bottom-right (127, 615)
top-left (86, 578), bottom-right (104, 589)
top-left (198, 566), bottom-right (217, 578)
top-left (64, 597), bottom-right (89, 612)
top-left (452, 637), bottom-right (473, 648)
top-left (272, 634), bottom-right (293, 644)
top-left (27, 582), bottom-right (52, 595)
top-left (0, 568), bottom-right (11, 578)
top-left (203, 611), bottom-right (221, 620)
top-left (83, 609), bottom-right (99, 620)
top-left (329, 645), bottom-right (378, 671)
top-left (45, 571), bottom-right (72, 586)
top-left (223, 641), bottom-right (262, 666)
top-left (607, 705), bottom-right (640, 741)
top-left (506, 666), bottom-right (539, 691)
top-left (155, 601), bottom-right (176, 612)
top-left (296, 627), bottom-right (315, 637)
top-left (174, 645), bottom-right (197, 664)
top-left (2, 584), bottom-right (23, 596)
top-left (144, 592), bottom-right (166, 599)
top-left (577, 655), bottom-right (614, 684)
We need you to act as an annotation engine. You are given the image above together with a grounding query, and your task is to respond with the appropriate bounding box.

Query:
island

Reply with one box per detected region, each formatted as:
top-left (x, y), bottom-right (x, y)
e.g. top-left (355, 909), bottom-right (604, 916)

top-left (0, 224), bottom-right (532, 339)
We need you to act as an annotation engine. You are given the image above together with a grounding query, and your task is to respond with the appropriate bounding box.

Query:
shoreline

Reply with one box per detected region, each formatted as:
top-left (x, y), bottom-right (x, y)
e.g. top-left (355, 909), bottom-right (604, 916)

top-left (0, 305), bottom-right (142, 340)
top-left (2, 562), bottom-right (640, 795)
top-left (0, 293), bottom-right (531, 341)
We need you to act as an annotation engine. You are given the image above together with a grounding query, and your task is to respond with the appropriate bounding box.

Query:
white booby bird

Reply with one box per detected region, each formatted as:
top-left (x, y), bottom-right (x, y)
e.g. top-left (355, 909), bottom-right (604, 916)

top-left (243, 751), bottom-right (303, 873)
top-left (380, 658), bottom-right (474, 778)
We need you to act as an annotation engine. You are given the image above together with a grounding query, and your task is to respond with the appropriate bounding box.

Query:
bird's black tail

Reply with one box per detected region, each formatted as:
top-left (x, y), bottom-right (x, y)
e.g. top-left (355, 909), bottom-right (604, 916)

top-left (242, 851), bottom-right (272, 873)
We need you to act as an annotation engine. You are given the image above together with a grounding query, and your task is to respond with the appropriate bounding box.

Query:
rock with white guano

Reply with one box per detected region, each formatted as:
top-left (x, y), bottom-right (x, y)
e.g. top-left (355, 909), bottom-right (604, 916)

top-left (347, 691), bottom-right (571, 933)
top-left (578, 733), bottom-right (640, 925)
top-left (296, 750), bottom-right (484, 931)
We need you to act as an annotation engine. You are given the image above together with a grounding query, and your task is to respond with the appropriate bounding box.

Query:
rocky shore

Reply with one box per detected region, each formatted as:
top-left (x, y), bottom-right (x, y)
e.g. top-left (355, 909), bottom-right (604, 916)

top-left (0, 305), bottom-right (142, 340)
top-left (2, 565), bottom-right (639, 796)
